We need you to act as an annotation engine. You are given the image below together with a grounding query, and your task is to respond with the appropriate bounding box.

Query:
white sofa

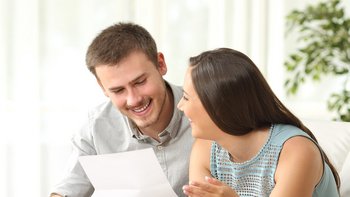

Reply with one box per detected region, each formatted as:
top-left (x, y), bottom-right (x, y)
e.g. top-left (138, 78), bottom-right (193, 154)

top-left (303, 119), bottom-right (350, 196)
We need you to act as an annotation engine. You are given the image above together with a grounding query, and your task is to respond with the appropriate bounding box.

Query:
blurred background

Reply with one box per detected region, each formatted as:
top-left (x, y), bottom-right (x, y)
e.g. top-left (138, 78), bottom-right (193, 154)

top-left (0, 0), bottom-right (349, 196)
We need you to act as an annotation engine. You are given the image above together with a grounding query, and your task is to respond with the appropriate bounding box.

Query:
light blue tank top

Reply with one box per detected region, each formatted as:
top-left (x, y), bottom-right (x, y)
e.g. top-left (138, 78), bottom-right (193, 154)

top-left (210, 124), bottom-right (339, 197)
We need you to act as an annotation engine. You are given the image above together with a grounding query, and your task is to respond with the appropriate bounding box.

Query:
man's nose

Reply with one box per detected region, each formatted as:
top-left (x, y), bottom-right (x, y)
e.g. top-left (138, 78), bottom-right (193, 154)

top-left (126, 89), bottom-right (142, 107)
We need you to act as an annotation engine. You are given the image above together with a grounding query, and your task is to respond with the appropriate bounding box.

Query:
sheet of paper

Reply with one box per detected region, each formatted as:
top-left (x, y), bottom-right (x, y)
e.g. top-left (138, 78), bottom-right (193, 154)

top-left (78, 148), bottom-right (178, 197)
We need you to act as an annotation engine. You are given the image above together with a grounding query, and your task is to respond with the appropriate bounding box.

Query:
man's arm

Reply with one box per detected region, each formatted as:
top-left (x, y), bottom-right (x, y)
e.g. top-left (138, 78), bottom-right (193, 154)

top-left (49, 130), bottom-right (96, 197)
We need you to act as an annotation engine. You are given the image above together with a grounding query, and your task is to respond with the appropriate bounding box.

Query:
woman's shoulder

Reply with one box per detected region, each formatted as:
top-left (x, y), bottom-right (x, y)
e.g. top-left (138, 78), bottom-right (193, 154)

top-left (273, 131), bottom-right (323, 194)
top-left (270, 124), bottom-right (310, 146)
top-left (192, 139), bottom-right (213, 152)
top-left (191, 139), bottom-right (214, 166)
top-left (189, 139), bottom-right (213, 181)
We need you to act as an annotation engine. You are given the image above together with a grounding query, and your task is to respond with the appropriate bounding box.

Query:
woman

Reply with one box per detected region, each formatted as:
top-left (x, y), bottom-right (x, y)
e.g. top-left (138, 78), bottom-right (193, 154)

top-left (177, 48), bottom-right (340, 197)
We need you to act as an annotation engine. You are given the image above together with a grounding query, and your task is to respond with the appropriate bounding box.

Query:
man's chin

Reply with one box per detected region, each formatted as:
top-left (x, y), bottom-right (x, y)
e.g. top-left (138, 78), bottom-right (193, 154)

top-left (127, 112), bottom-right (159, 129)
top-left (132, 119), bottom-right (154, 129)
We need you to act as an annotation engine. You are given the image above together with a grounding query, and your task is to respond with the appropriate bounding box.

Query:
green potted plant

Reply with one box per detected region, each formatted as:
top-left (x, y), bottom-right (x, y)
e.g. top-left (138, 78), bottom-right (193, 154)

top-left (284, 0), bottom-right (350, 121)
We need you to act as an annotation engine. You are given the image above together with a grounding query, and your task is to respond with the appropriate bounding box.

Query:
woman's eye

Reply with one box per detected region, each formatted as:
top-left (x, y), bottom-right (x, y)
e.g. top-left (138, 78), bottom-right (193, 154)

top-left (182, 95), bottom-right (188, 101)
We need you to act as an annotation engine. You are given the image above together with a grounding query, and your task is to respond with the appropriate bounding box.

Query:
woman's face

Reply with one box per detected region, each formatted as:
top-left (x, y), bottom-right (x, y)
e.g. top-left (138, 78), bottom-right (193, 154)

top-left (177, 67), bottom-right (220, 140)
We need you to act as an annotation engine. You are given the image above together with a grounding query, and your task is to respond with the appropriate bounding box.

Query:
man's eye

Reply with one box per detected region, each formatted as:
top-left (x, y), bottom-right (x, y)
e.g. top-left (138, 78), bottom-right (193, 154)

top-left (135, 79), bottom-right (146, 85)
top-left (113, 89), bottom-right (124, 94)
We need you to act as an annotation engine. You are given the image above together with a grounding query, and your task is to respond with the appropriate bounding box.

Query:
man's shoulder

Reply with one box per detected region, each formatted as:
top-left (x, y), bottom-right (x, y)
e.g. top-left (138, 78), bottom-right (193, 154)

top-left (75, 100), bottom-right (130, 141)
top-left (167, 81), bottom-right (182, 91)
top-left (167, 81), bottom-right (183, 101)
top-left (87, 100), bottom-right (122, 120)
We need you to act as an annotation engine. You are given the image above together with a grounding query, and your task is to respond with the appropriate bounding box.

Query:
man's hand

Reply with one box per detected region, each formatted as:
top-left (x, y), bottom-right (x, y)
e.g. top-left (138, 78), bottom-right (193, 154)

top-left (182, 176), bottom-right (239, 197)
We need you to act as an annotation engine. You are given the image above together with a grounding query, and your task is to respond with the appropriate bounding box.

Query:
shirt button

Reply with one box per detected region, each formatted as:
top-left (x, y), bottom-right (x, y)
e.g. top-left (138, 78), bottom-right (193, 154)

top-left (157, 146), bottom-right (163, 150)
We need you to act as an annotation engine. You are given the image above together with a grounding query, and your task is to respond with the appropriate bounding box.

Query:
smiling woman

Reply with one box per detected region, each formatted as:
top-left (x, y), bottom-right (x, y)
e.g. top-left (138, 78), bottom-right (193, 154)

top-left (0, 0), bottom-right (326, 196)
top-left (178, 48), bottom-right (340, 197)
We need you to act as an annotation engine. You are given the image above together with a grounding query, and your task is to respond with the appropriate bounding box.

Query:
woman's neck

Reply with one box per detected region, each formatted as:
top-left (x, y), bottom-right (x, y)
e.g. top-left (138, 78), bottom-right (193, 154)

top-left (216, 127), bottom-right (270, 163)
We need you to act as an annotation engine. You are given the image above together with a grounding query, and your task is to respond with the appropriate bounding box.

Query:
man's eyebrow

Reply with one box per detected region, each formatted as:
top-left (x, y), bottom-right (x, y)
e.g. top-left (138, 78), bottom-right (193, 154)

top-left (108, 86), bottom-right (123, 92)
top-left (130, 73), bottom-right (146, 83)
top-left (108, 74), bottom-right (146, 92)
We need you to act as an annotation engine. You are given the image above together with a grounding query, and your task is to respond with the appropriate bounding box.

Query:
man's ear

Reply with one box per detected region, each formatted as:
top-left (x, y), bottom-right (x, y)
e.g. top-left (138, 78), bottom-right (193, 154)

top-left (97, 79), bottom-right (109, 97)
top-left (157, 52), bottom-right (167, 76)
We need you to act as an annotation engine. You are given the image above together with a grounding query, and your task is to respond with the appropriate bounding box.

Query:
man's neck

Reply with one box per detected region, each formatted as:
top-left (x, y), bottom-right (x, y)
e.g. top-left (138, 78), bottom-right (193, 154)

top-left (139, 84), bottom-right (174, 141)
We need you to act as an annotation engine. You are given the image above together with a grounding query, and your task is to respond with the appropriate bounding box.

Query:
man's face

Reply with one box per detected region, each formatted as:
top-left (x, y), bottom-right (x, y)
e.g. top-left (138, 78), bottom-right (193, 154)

top-left (95, 51), bottom-right (168, 130)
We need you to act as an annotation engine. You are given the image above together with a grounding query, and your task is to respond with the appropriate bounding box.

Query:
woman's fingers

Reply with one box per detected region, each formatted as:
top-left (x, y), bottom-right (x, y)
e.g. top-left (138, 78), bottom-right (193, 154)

top-left (183, 184), bottom-right (207, 197)
top-left (205, 176), bottom-right (223, 186)
top-left (183, 177), bottom-right (239, 197)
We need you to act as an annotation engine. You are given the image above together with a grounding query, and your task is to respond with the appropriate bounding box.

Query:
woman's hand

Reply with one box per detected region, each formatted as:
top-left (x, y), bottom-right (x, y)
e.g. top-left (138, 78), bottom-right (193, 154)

top-left (183, 176), bottom-right (239, 197)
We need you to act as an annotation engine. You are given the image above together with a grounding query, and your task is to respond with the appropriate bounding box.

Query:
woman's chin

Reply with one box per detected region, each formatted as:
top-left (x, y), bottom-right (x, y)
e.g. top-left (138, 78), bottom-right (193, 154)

top-left (191, 132), bottom-right (208, 140)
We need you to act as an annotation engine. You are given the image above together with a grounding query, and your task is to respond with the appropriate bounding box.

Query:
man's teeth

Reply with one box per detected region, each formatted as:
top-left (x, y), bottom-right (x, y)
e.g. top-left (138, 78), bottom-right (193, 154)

top-left (132, 102), bottom-right (150, 113)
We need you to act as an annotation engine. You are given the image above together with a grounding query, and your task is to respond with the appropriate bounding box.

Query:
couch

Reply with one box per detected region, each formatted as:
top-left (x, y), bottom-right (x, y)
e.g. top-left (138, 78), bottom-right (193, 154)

top-left (303, 119), bottom-right (350, 196)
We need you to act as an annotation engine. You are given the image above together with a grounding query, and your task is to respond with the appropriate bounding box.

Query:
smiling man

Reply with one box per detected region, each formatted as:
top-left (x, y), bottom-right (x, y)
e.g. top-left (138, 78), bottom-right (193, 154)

top-left (50, 22), bottom-right (193, 197)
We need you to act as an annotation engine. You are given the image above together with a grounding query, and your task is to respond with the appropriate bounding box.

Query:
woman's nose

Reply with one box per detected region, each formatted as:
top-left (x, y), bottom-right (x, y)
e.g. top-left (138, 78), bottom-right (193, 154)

top-left (177, 99), bottom-right (183, 111)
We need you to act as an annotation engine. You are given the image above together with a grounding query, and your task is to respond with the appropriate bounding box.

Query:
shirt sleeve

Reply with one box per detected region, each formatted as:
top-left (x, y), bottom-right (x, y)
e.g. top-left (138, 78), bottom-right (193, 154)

top-left (50, 117), bottom-right (97, 197)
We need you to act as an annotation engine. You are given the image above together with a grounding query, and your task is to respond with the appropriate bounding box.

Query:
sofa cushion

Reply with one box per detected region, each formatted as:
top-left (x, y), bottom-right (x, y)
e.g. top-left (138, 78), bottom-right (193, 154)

top-left (340, 151), bottom-right (350, 196)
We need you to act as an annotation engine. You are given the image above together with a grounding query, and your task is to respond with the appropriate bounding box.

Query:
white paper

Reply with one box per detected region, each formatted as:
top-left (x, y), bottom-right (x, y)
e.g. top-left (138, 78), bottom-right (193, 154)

top-left (78, 148), bottom-right (178, 197)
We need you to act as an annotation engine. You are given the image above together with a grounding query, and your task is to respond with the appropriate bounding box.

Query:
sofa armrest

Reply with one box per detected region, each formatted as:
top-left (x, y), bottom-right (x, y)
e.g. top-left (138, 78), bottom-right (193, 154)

top-left (302, 119), bottom-right (350, 196)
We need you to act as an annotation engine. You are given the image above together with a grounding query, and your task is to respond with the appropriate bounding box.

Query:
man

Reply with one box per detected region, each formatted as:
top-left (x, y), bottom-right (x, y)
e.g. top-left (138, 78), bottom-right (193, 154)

top-left (50, 22), bottom-right (193, 197)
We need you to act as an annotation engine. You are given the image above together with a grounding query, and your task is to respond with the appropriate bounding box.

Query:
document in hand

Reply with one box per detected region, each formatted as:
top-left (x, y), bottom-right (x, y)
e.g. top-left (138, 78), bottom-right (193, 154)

top-left (79, 148), bottom-right (178, 197)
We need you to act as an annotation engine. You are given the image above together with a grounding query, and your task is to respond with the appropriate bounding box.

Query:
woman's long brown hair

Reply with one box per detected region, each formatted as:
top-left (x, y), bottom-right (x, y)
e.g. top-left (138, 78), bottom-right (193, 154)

top-left (189, 48), bottom-right (340, 191)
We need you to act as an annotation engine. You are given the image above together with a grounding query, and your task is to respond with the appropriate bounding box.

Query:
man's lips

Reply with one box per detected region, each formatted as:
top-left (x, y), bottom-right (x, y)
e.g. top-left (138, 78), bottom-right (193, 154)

top-left (131, 100), bottom-right (151, 113)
